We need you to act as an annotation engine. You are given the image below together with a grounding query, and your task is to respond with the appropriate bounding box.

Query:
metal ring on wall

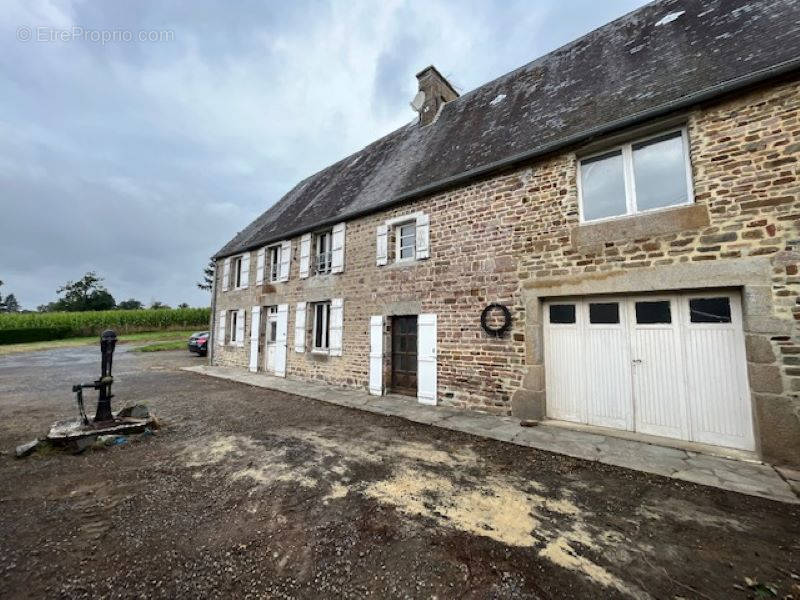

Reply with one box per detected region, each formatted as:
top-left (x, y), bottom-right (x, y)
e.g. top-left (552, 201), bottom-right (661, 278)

top-left (480, 303), bottom-right (512, 338)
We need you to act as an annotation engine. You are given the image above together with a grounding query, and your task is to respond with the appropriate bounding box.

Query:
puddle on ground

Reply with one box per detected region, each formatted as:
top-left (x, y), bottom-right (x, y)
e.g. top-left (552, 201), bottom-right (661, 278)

top-left (181, 428), bottom-right (678, 598)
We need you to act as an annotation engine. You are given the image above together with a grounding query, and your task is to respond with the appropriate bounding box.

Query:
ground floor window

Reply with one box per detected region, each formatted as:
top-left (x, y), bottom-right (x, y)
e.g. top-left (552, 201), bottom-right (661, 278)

top-left (228, 310), bottom-right (239, 344)
top-left (312, 301), bottom-right (330, 351)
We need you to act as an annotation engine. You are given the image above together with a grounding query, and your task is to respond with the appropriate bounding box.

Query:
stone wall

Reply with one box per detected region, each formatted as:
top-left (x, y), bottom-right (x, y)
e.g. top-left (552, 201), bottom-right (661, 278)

top-left (213, 77), bottom-right (800, 463)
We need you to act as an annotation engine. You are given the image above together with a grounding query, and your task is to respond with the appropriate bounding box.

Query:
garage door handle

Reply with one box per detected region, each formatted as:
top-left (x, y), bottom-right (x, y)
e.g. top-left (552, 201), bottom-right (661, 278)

top-left (632, 359), bottom-right (642, 365)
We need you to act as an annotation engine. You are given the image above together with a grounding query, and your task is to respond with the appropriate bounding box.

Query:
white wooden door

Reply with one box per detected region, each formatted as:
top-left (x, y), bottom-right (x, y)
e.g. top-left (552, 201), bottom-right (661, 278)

top-left (543, 302), bottom-right (585, 422)
top-left (369, 315), bottom-right (383, 396)
top-left (265, 306), bottom-right (278, 373)
top-left (680, 293), bottom-right (754, 450)
top-left (628, 295), bottom-right (688, 441)
top-left (543, 291), bottom-right (752, 451)
top-left (274, 304), bottom-right (288, 377)
top-left (249, 306), bottom-right (261, 372)
top-left (584, 299), bottom-right (632, 430)
top-left (417, 313), bottom-right (437, 405)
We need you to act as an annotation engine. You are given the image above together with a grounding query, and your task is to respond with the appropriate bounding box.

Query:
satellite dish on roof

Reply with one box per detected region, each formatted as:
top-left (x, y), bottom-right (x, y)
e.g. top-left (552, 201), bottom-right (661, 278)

top-left (410, 90), bottom-right (425, 112)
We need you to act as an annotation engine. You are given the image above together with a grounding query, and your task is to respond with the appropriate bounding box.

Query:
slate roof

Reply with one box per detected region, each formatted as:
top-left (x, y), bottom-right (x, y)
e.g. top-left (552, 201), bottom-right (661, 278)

top-left (215, 0), bottom-right (800, 258)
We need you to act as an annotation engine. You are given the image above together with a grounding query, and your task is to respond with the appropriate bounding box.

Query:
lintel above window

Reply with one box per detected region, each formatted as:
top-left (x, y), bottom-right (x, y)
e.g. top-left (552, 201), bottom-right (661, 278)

top-left (577, 127), bottom-right (694, 223)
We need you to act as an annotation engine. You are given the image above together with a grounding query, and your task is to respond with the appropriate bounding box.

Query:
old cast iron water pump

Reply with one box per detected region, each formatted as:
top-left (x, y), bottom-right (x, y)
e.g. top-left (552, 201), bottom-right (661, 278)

top-left (72, 329), bottom-right (118, 424)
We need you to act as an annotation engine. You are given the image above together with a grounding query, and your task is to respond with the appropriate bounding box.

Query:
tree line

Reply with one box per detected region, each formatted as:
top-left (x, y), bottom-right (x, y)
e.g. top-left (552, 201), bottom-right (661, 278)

top-left (0, 272), bottom-right (194, 313)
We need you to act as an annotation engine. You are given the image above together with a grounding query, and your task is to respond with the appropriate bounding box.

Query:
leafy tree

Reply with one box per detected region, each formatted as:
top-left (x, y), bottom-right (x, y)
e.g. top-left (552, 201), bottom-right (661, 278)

top-left (117, 299), bottom-right (144, 310)
top-left (150, 301), bottom-right (171, 309)
top-left (3, 294), bottom-right (20, 312)
top-left (197, 259), bottom-right (215, 291)
top-left (178, 302), bottom-right (190, 309)
top-left (0, 281), bottom-right (22, 312)
top-left (50, 272), bottom-right (116, 312)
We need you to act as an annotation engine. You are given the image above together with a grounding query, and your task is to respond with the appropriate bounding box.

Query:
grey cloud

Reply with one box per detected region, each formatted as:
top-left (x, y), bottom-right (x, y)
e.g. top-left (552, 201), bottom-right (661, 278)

top-left (1, 0), bottom-right (645, 309)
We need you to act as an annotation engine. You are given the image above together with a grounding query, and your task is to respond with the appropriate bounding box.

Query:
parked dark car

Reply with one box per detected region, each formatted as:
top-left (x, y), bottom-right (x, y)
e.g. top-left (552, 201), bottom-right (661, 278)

top-left (188, 331), bottom-right (209, 356)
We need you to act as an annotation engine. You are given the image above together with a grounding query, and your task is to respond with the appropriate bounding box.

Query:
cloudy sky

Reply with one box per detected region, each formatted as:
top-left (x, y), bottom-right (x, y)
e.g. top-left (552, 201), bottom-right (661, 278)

top-left (1, 0), bottom-right (646, 310)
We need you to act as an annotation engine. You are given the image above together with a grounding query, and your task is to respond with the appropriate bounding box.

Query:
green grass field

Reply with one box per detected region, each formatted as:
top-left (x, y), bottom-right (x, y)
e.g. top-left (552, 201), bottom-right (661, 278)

top-left (133, 339), bottom-right (189, 353)
top-left (0, 330), bottom-right (200, 356)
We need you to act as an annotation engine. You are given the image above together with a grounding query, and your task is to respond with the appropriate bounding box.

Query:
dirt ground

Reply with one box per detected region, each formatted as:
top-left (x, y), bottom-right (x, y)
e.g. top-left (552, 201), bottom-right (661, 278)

top-left (1, 347), bottom-right (798, 599)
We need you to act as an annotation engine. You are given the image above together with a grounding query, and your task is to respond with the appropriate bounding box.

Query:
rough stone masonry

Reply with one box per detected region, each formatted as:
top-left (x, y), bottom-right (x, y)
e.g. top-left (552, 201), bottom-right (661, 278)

top-left (214, 76), bottom-right (800, 466)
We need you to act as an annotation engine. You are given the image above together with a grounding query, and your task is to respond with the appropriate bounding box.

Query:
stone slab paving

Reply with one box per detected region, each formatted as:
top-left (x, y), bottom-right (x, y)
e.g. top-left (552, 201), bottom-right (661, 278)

top-left (183, 365), bottom-right (799, 505)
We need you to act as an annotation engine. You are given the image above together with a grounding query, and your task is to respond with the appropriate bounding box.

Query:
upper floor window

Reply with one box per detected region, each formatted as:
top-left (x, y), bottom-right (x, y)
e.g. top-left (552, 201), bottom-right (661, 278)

top-left (268, 245), bottom-right (281, 282)
top-left (377, 212), bottom-right (429, 266)
top-left (578, 128), bottom-right (693, 222)
top-left (314, 230), bottom-right (332, 275)
top-left (232, 256), bottom-right (244, 288)
top-left (396, 221), bottom-right (416, 262)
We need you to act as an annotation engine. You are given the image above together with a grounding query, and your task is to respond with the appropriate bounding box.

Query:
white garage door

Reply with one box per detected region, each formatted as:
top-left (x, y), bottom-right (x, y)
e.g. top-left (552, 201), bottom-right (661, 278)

top-left (543, 292), bottom-right (754, 451)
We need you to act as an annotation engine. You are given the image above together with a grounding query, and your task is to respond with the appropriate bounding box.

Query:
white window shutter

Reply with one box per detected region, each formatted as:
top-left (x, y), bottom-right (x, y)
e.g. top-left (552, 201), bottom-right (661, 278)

top-left (217, 310), bottom-right (226, 346)
top-left (299, 233), bottom-right (311, 278)
top-left (275, 304), bottom-right (289, 376)
top-left (376, 225), bottom-right (388, 266)
top-left (279, 240), bottom-right (291, 282)
top-left (222, 258), bottom-right (231, 291)
top-left (255, 248), bottom-right (265, 286)
top-left (369, 315), bottom-right (384, 395)
top-left (417, 313), bottom-right (437, 405)
top-left (331, 222), bottom-right (346, 274)
top-left (416, 213), bottom-right (430, 260)
top-left (236, 309), bottom-right (246, 347)
top-left (294, 301), bottom-right (307, 352)
top-left (249, 306), bottom-right (261, 372)
top-left (329, 298), bottom-right (343, 356)
top-left (240, 253), bottom-right (250, 288)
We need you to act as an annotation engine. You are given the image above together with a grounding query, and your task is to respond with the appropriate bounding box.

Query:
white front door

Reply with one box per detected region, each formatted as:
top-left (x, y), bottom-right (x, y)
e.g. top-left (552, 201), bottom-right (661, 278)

top-left (543, 291), bottom-right (754, 451)
top-left (265, 306), bottom-right (278, 373)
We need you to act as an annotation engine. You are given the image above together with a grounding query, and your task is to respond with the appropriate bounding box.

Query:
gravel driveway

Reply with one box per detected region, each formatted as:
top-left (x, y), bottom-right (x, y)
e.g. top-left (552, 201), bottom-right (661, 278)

top-left (1, 348), bottom-right (798, 599)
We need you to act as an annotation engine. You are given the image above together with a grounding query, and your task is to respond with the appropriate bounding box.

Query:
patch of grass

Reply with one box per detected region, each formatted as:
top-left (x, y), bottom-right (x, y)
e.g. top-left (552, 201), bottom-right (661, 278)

top-left (133, 340), bottom-right (188, 353)
top-left (0, 330), bottom-right (199, 356)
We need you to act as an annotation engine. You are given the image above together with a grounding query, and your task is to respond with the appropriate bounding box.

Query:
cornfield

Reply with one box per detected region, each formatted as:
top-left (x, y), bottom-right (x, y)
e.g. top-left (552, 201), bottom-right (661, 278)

top-left (0, 308), bottom-right (211, 344)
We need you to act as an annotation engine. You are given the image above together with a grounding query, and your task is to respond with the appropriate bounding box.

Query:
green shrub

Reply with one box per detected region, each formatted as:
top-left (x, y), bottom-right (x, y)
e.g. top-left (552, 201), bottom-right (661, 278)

top-left (0, 308), bottom-right (210, 344)
top-left (0, 327), bottom-right (74, 344)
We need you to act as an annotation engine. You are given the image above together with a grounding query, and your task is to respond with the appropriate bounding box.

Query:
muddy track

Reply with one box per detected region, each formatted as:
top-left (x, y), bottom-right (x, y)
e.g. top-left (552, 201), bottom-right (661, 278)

top-left (0, 349), bottom-right (798, 599)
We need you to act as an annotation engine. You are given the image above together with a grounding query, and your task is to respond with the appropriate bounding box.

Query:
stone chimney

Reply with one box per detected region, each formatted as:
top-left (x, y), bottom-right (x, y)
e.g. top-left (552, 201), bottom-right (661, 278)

top-left (413, 65), bottom-right (459, 126)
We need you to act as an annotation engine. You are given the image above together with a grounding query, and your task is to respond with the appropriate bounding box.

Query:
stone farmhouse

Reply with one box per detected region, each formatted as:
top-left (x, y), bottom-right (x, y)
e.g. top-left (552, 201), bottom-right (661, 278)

top-left (211, 0), bottom-right (800, 467)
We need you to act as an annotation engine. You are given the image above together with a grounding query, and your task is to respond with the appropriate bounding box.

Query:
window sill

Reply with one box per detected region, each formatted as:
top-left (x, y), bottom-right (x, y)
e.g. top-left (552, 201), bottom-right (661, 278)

top-left (310, 349), bottom-right (330, 356)
top-left (384, 258), bottom-right (422, 270)
top-left (571, 203), bottom-right (709, 251)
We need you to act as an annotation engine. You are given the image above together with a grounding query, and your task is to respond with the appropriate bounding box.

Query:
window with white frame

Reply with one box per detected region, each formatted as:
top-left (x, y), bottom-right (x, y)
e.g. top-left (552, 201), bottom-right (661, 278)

top-left (232, 256), bottom-right (244, 288)
top-left (377, 212), bottom-right (429, 266)
top-left (578, 128), bottom-right (693, 222)
top-left (396, 221), bottom-right (416, 262)
top-left (228, 310), bottom-right (239, 343)
top-left (312, 301), bottom-right (331, 351)
top-left (314, 230), bottom-right (332, 275)
top-left (268, 245), bottom-right (281, 282)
